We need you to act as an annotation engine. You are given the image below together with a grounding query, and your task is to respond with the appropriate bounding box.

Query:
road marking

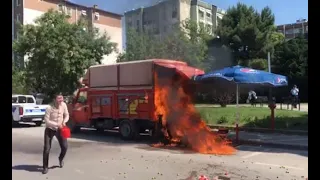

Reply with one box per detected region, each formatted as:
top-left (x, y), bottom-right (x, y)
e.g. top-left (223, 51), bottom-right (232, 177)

top-left (74, 169), bottom-right (84, 174)
top-left (241, 152), bottom-right (262, 159)
top-left (254, 162), bottom-right (305, 171)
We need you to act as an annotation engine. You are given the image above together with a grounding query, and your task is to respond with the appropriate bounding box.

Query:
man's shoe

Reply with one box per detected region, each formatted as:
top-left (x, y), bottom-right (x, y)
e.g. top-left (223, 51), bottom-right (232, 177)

top-left (42, 167), bottom-right (48, 174)
top-left (59, 159), bottom-right (64, 168)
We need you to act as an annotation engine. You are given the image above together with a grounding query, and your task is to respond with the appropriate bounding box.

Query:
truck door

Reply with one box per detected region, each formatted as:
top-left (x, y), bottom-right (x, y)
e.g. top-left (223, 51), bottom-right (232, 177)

top-left (72, 90), bottom-right (89, 124)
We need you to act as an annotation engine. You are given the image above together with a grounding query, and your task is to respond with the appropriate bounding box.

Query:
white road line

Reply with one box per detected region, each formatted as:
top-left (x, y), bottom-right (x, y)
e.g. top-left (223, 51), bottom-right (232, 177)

top-left (74, 169), bottom-right (85, 174)
top-left (254, 162), bottom-right (305, 171)
top-left (241, 152), bottom-right (262, 159)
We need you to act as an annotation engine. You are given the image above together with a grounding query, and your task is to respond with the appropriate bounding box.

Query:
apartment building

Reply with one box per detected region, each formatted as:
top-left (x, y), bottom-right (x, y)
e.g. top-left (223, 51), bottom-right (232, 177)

top-left (12, 0), bottom-right (123, 66)
top-left (124, 0), bottom-right (225, 39)
top-left (276, 19), bottom-right (308, 40)
top-left (190, 1), bottom-right (226, 35)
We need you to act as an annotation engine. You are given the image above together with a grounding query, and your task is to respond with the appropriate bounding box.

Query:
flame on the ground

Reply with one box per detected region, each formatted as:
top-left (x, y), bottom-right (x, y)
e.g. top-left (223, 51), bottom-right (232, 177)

top-left (152, 72), bottom-right (236, 155)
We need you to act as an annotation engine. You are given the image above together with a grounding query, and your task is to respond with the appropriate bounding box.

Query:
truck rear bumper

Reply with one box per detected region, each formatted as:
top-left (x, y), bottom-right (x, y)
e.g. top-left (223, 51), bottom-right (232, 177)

top-left (15, 115), bottom-right (44, 122)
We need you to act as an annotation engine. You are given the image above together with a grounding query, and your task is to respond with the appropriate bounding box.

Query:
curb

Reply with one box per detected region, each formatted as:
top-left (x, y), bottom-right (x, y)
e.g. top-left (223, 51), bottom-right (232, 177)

top-left (208, 125), bottom-right (308, 136)
top-left (234, 139), bottom-right (308, 151)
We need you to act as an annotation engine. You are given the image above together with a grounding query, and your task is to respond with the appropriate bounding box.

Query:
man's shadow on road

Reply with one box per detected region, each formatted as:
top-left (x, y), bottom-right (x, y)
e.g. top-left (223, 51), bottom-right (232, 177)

top-left (12, 165), bottom-right (59, 173)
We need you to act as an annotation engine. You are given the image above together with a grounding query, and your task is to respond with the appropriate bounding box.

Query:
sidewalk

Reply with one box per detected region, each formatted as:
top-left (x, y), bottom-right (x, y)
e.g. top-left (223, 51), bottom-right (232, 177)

top-left (227, 131), bottom-right (308, 150)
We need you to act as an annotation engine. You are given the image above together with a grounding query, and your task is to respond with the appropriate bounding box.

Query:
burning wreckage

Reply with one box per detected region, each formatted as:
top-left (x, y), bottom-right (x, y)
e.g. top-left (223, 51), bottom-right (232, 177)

top-left (68, 59), bottom-right (236, 155)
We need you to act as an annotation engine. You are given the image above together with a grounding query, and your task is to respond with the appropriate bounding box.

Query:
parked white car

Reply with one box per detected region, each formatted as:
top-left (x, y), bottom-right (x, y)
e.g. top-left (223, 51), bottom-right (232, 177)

top-left (12, 94), bottom-right (49, 126)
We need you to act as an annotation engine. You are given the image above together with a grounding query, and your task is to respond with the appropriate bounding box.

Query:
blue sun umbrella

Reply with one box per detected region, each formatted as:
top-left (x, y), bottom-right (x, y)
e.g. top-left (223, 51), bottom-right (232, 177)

top-left (194, 65), bottom-right (288, 138)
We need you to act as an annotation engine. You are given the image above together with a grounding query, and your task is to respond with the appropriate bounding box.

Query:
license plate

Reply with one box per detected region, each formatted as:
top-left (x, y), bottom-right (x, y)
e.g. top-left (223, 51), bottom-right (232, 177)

top-left (32, 118), bottom-right (42, 121)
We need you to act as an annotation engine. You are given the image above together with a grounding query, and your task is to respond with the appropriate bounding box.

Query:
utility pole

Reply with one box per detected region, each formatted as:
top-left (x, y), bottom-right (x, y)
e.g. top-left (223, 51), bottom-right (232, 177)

top-left (268, 52), bottom-right (273, 103)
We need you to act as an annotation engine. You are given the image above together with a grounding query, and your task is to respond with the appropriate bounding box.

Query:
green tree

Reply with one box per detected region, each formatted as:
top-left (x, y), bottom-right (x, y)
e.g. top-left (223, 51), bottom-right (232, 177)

top-left (216, 3), bottom-right (276, 65)
top-left (273, 36), bottom-right (308, 78)
top-left (12, 65), bottom-right (28, 94)
top-left (12, 9), bottom-right (116, 98)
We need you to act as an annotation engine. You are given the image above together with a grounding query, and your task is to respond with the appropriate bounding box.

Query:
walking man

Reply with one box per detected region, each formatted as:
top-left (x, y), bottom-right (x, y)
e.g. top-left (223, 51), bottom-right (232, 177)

top-left (42, 93), bottom-right (69, 174)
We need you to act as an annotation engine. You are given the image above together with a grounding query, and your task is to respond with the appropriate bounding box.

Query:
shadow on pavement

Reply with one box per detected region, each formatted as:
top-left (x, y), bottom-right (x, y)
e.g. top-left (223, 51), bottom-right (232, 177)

top-left (12, 123), bottom-right (39, 128)
top-left (71, 129), bottom-right (308, 157)
top-left (12, 165), bottom-right (42, 172)
top-left (71, 129), bottom-right (155, 145)
top-left (12, 165), bottom-right (60, 173)
top-left (71, 129), bottom-right (195, 154)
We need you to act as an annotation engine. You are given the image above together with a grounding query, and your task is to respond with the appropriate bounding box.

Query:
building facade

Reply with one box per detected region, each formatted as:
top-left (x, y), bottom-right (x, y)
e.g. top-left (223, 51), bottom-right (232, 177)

top-left (12, 0), bottom-right (123, 66)
top-left (276, 19), bottom-right (308, 40)
top-left (124, 0), bottom-right (225, 39)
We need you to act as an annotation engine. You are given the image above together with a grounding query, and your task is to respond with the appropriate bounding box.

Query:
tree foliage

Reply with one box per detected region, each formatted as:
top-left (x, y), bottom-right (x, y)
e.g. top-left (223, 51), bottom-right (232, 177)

top-left (273, 36), bottom-right (308, 78)
top-left (216, 3), bottom-right (276, 66)
top-left (12, 9), bottom-right (116, 98)
top-left (12, 65), bottom-right (28, 94)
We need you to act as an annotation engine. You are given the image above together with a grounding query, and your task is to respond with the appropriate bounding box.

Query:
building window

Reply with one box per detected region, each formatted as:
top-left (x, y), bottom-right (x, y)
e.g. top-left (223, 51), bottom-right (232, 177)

top-left (16, 0), bottom-right (21, 6)
top-left (66, 7), bottom-right (72, 16)
top-left (94, 12), bottom-right (100, 20)
top-left (16, 14), bottom-right (21, 23)
top-left (172, 5), bottom-right (177, 18)
top-left (57, 4), bottom-right (64, 12)
top-left (199, 10), bottom-right (204, 19)
top-left (163, 26), bottom-right (167, 33)
top-left (81, 10), bottom-right (87, 16)
top-left (293, 28), bottom-right (302, 34)
top-left (285, 29), bottom-right (293, 34)
top-left (136, 20), bottom-right (140, 32)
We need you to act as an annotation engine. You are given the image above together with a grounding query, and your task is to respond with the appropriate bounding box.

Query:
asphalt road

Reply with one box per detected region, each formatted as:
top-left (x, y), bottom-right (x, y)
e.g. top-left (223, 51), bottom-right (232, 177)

top-left (12, 124), bottom-right (308, 180)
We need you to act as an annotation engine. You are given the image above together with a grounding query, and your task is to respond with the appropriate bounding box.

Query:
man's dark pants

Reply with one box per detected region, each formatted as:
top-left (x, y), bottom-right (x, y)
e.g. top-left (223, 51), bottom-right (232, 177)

top-left (43, 128), bottom-right (68, 168)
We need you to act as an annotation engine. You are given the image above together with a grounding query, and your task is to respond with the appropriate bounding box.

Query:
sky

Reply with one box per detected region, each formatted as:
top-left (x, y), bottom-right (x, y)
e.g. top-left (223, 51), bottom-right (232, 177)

top-left (71, 0), bottom-right (308, 25)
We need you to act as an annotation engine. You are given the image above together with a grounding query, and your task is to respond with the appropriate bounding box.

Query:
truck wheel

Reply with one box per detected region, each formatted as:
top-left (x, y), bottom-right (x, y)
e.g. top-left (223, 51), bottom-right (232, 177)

top-left (12, 121), bottom-right (19, 127)
top-left (67, 120), bottom-right (81, 133)
top-left (119, 120), bottom-right (138, 140)
top-left (12, 116), bottom-right (19, 127)
top-left (35, 121), bottom-right (42, 127)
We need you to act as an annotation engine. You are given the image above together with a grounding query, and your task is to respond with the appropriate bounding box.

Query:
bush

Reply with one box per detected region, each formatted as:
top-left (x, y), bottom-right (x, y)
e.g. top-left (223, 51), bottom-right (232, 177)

top-left (212, 90), bottom-right (235, 107)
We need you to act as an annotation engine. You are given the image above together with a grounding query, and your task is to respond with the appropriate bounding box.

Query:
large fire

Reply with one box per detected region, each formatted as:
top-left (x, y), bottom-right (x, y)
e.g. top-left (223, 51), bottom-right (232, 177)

top-left (153, 71), bottom-right (236, 155)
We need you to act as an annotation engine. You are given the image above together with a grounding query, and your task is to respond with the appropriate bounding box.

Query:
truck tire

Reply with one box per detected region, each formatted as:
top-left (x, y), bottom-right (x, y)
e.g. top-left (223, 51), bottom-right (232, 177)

top-left (12, 116), bottom-right (19, 127)
top-left (35, 121), bottom-right (42, 127)
top-left (119, 120), bottom-right (138, 140)
top-left (67, 120), bottom-right (81, 133)
top-left (12, 121), bottom-right (19, 127)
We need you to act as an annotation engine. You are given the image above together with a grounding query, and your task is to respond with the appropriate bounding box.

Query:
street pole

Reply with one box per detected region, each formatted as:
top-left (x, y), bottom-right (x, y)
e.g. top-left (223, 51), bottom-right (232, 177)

top-left (268, 52), bottom-right (271, 73)
top-left (268, 52), bottom-right (272, 102)
top-left (268, 52), bottom-right (275, 130)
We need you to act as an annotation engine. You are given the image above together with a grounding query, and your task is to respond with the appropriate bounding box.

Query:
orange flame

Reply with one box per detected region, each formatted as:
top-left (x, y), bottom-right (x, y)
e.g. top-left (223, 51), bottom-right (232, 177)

top-left (154, 72), bottom-right (236, 155)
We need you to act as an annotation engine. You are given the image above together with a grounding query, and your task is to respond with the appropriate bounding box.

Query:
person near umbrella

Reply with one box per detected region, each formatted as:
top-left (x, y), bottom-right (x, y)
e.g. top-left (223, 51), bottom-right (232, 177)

top-left (290, 85), bottom-right (299, 108)
top-left (247, 90), bottom-right (257, 106)
top-left (42, 93), bottom-right (69, 174)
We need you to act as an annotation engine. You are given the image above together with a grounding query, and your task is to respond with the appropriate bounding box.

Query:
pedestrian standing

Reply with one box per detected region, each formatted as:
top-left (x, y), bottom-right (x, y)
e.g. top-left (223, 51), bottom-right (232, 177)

top-left (290, 85), bottom-right (299, 108)
top-left (42, 93), bottom-right (69, 174)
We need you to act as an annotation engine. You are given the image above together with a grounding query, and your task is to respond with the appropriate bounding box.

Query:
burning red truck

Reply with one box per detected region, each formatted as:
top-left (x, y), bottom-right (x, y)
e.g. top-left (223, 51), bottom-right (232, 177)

top-left (68, 59), bottom-right (235, 155)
